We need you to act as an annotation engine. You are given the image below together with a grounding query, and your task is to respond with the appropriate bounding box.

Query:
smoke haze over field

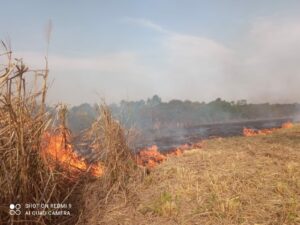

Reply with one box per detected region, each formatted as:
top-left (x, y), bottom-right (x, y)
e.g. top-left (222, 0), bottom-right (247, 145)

top-left (2, 1), bottom-right (300, 104)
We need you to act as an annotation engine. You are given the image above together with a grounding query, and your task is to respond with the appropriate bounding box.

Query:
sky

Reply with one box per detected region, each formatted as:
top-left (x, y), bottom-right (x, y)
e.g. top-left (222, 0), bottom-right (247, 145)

top-left (1, 0), bottom-right (300, 105)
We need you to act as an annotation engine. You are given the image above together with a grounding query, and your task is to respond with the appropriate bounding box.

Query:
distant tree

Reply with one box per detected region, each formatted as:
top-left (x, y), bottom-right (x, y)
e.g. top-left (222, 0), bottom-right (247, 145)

top-left (169, 99), bottom-right (183, 105)
top-left (147, 95), bottom-right (162, 106)
top-left (65, 96), bottom-right (300, 134)
top-left (237, 99), bottom-right (247, 105)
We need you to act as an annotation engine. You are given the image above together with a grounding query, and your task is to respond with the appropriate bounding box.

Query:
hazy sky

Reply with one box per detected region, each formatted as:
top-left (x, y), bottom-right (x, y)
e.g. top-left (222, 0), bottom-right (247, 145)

top-left (1, 0), bottom-right (300, 105)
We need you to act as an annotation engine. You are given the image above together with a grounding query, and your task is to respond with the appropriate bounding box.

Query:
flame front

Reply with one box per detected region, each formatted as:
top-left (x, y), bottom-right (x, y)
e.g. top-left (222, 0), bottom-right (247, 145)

top-left (243, 121), bottom-right (293, 137)
top-left (42, 133), bottom-right (104, 178)
top-left (42, 122), bottom-right (293, 173)
top-left (281, 121), bottom-right (293, 129)
top-left (136, 145), bottom-right (167, 168)
top-left (136, 141), bottom-right (203, 168)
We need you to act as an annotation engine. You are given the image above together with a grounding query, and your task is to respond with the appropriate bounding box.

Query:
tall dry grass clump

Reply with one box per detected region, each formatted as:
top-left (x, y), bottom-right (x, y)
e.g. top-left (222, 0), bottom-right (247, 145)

top-left (0, 42), bottom-right (82, 224)
top-left (0, 42), bottom-right (140, 224)
top-left (78, 104), bottom-right (140, 224)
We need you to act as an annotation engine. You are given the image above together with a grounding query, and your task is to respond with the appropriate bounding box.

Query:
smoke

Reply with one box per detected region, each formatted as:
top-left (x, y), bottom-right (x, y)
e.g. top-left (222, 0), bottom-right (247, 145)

top-left (13, 16), bottom-right (300, 105)
top-left (152, 16), bottom-right (300, 104)
top-left (223, 17), bottom-right (300, 103)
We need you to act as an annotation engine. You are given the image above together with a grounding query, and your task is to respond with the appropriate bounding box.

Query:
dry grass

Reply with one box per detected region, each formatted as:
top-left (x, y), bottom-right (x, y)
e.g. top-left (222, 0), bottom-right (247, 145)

top-left (0, 43), bottom-right (139, 224)
top-left (2, 42), bottom-right (299, 225)
top-left (77, 104), bottom-right (140, 225)
top-left (90, 125), bottom-right (300, 225)
top-left (0, 43), bottom-right (56, 224)
top-left (0, 43), bottom-right (87, 225)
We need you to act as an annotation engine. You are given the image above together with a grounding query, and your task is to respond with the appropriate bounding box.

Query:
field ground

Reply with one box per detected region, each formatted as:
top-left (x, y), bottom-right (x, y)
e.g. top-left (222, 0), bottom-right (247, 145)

top-left (86, 124), bottom-right (300, 225)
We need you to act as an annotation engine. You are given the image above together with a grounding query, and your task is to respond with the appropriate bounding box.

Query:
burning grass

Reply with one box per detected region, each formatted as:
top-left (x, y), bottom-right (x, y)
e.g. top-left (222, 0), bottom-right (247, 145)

top-left (76, 104), bottom-right (141, 224)
top-left (136, 141), bottom-right (204, 169)
top-left (243, 121), bottom-right (294, 137)
top-left (42, 129), bottom-right (104, 178)
top-left (282, 121), bottom-right (294, 129)
top-left (0, 43), bottom-right (82, 224)
top-left (88, 123), bottom-right (300, 225)
top-left (0, 44), bottom-right (138, 224)
top-left (42, 104), bottom-right (104, 179)
top-left (1, 42), bottom-right (298, 225)
top-left (136, 145), bottom-right (167, 168)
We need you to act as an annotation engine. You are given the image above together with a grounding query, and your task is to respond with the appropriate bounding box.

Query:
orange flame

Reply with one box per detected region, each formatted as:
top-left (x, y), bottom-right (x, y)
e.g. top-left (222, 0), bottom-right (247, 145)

top-left (43, 121), bottom-right (294, 173)
top-left (136, 145), bottom-right (167, 168)
top-left (243, 121), bottom-right (294, 137)
top-left (42, 131), bottom-right (204, 174)
top-left (42, 132), bottom-right (104, 178)
top-left (281, 121), bottom-right (293, 129)
top-left (136, 141), bottom-right (203, 169)
top-left (243, 127), bottom-right (275, 136)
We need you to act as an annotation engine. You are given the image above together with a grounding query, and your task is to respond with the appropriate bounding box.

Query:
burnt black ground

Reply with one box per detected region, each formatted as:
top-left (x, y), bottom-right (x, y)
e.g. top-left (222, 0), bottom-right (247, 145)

top-left (135, 117), bottom-right (297, 152)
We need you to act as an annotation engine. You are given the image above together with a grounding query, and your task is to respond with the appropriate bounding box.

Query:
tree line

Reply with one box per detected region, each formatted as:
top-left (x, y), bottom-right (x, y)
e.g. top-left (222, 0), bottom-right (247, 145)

top-left (65, 95), bottom-right (300, 133)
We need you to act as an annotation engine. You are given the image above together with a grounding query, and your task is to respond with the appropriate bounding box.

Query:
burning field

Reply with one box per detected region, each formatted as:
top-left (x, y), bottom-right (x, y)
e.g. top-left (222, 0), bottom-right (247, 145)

top-left (39, 119), bottom-right (296, 176)
top-left (135, 141), bottom-right (203, 168)
top-left (134, 121), bottom-right (294, 169)
top-left (42, 131), bottom-right (104, 178)
top-left (243, 121), bottom-right (294, 137)
top-left (0, 47), bottom-right (137, 224)
top-left (89, 123), bottom-right (300, 225)
top-left (0, 46), bottom-right (299, 225)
